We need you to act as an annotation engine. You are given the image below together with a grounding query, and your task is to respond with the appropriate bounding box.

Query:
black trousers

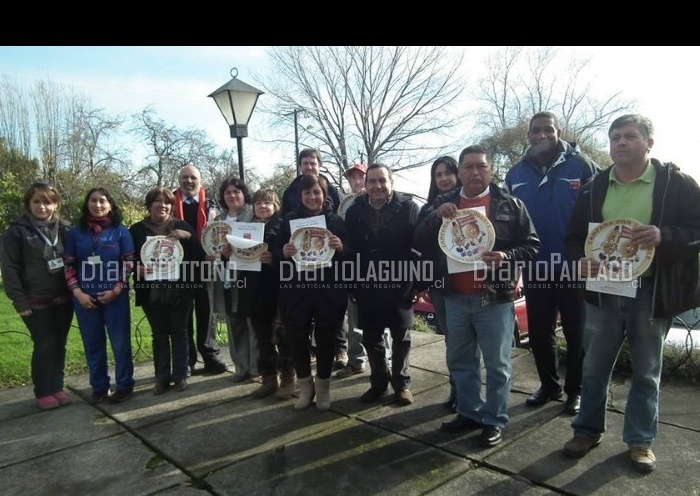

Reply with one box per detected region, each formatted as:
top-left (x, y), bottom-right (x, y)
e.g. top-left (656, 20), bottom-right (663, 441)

top-left (143, 295), bottom-right (193, 383)
top-left (250, 316), bottom-right (279, 376)
top-left (363, 324), bottom-right (411, 393)
top-left (22, 303), bottom-right (73, 398)
top-left (288, 321), bottom-right (336, 379)
top-left (523, 278), bottom-right (583, 397)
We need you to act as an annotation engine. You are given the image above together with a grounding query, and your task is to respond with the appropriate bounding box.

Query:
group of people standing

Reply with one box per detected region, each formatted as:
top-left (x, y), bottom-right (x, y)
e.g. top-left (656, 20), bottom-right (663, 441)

top-left (415, 112), bottom-right (700, 475)
top-left (2, 112), bottom-right (699, 476)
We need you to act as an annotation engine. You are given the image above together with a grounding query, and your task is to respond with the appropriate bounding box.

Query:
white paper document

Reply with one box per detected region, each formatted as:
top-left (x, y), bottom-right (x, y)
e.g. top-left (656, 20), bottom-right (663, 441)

top-left (225, 222), bottom-right (265, 272)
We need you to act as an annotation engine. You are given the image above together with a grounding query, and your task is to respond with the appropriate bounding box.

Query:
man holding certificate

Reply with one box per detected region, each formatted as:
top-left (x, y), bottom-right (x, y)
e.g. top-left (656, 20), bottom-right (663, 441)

top-left (414, 145), bottom-right (539, 448)
top-left (563, 114), bottom-right (700, 473)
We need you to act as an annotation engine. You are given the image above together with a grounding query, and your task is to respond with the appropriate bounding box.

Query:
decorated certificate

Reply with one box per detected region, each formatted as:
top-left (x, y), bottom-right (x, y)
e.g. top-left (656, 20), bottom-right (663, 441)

top-left (290, 227), bottom-right (335, 269)
top-left (584, 218), bottom-right (654, 281)
top-left (140, 235), bottom-right (184, 281)
top-left (439, 208), bottom-right (495, 264)
top-left (201, 221), bottom-right (233, 257)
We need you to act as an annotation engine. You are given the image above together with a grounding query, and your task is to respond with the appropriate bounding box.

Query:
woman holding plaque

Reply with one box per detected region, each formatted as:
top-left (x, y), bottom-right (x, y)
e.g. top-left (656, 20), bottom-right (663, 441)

top-left (273, 174), bottom-right (351, 411)
top-left (130, 186), bottom-right (206, 395)
top-left (208, 177), bottom-right (260, 383)
top-left (240, 188), bottom-right (296, 399)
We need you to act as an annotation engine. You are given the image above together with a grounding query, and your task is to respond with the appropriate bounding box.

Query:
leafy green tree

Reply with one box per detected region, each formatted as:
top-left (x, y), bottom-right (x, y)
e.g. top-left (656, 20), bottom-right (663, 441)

top-left (0, 139), bottom-right (40, 232)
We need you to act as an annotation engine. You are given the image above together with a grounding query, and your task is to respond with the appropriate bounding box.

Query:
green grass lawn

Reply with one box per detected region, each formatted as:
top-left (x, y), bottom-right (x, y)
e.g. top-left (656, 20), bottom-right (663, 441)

top-left (0, 281), bottom-right (154, 389)
top-left (1, 274), bottom-right (433, 390)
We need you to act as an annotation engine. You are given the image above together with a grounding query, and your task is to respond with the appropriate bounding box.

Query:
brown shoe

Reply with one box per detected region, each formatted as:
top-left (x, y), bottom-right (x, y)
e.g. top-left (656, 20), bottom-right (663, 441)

top-left (629, 447), bottom-right (656, 473)
top-left (563, 435), bottom-right (601, 458)
top-left (252, 374), bottom-right (279, 399)
top-left (277, 366), bottom-right (297, 399)
top-left (333, 351), bottom-right (349, 370)
top-left (152, 382), bottom-right (169, 395)
top-left (394, 389), bottom-right (413, 406)
top-left (334, 364), bottom-right (365, 379)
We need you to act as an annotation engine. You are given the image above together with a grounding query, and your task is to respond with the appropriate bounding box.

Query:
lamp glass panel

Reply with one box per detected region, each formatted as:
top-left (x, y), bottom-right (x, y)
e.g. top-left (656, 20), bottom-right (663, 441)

top-left (212, 92), bottom-right (235, 126)
top-left (230, 92), bottom-right (258, 125)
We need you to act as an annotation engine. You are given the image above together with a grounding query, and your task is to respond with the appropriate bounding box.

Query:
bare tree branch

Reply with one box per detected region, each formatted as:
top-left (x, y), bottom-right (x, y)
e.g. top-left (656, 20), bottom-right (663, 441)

top-left (259, 46), bottom-right (466, 186)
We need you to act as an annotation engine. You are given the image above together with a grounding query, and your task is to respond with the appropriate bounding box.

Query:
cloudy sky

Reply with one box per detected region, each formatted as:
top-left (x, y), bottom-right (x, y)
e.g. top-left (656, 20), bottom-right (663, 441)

top-left (0, 46), bottom-right (698, 198)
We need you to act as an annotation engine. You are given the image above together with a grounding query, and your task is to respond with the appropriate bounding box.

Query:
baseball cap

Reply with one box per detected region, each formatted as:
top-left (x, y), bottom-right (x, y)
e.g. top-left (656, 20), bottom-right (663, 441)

top-left (345, 163), bottom-right (368, 177)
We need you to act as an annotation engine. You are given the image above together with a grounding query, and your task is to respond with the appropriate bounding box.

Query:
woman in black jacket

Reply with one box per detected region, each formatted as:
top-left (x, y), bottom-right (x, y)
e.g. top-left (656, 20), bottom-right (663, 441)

top-left (236, 188), bottom-right (295, 399)
top-left (274, 174), bottom-right (350, 411)
top-left (130, 187), bottom-right (207, 395)
top-left (0, 183), bottom-right (73, 410)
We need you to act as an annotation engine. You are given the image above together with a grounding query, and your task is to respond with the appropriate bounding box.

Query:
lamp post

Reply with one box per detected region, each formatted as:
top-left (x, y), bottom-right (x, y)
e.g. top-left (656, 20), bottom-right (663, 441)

top-left (284, 108), bottom-right (304, 175)
top-left (208, 68), bottom-right (264, 180)
top-left (293, 109), bottom-right (300, 176)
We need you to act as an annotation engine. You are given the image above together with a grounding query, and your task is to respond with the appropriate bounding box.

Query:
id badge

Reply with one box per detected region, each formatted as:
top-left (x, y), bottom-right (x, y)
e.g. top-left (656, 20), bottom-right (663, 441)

top-left (47, 257), bottom-right (64, 273)
top-left (88, 255), bottom-right (102, 265)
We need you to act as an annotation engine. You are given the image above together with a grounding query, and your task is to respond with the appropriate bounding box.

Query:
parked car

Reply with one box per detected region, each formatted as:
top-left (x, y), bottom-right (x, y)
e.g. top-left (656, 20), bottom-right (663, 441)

top-left (413, 281), bottom-right (530, 348)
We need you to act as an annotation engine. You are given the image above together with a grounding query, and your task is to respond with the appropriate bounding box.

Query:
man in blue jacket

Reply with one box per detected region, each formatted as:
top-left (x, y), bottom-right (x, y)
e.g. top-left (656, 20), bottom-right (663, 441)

top-left (504, 112), bottom-right (599, 416)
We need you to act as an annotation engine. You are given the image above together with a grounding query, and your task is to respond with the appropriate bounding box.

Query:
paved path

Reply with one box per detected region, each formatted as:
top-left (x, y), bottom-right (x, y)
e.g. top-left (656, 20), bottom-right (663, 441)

top-left (1, 332), bottom-right (699, 495)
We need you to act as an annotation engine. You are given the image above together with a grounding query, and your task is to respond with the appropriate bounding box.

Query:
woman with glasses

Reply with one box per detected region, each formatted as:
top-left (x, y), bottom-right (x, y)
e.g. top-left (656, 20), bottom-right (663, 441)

top-left (1, 183), bottom-right (74, 410)
top-left (208, 177), bottom-right (260, 383)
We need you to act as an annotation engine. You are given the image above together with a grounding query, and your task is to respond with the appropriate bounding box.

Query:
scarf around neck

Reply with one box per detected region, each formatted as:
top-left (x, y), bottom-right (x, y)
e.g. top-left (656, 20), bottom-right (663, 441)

top-left (174, 188), bottom-right (207, 240)
top-left (87, 216), bottom-right (113, 234)
top-left (30, 215), bottom-right (63, 258)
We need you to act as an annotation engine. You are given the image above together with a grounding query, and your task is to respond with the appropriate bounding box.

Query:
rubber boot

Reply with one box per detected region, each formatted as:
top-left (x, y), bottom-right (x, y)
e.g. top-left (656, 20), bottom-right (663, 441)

top-left (294, 376), bottom-right (315, 410)
top-left (251, 374), bottom-right (279, 399)
top-left (315, 378), bottom-right (331, 411)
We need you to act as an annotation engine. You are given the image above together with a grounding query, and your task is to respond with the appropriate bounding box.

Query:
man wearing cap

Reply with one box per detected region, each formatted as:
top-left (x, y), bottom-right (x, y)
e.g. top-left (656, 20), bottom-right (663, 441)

top-left (335, 164), bottom-right (369, 378)
top-left (345, 163), bottom-right (367, 195)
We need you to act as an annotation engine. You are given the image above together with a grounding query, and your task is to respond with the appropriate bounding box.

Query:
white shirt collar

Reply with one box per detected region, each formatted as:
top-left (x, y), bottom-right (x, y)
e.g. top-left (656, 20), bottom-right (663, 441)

top-left (460, 186), bottom-right (490, 200)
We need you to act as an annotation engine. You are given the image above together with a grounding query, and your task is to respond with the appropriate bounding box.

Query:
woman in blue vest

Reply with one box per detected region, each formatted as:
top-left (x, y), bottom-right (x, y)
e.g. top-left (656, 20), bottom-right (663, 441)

top-left (64, 187), bottom-right (135, 405)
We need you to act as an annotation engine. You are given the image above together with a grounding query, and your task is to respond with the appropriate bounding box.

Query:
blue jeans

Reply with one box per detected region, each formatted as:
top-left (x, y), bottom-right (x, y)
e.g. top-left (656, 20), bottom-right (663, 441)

top-left (431, 287), bottom-right (456, 401)
top-left (445, 292), bottom-right (515, 428)
top-left (572, 283), bottom-right (670, 448)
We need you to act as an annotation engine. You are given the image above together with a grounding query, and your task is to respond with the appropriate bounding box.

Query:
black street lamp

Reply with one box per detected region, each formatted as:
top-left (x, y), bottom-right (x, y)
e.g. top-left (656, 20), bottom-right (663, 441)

top-left (208, 68), bottom-right (264, 180)
top-left (285, 108), bottom-right (304, 176)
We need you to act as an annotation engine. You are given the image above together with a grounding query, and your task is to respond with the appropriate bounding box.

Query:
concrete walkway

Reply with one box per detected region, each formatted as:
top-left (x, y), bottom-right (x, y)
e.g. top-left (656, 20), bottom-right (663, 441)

top-left (1, 332), bottom-right (699, 495)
